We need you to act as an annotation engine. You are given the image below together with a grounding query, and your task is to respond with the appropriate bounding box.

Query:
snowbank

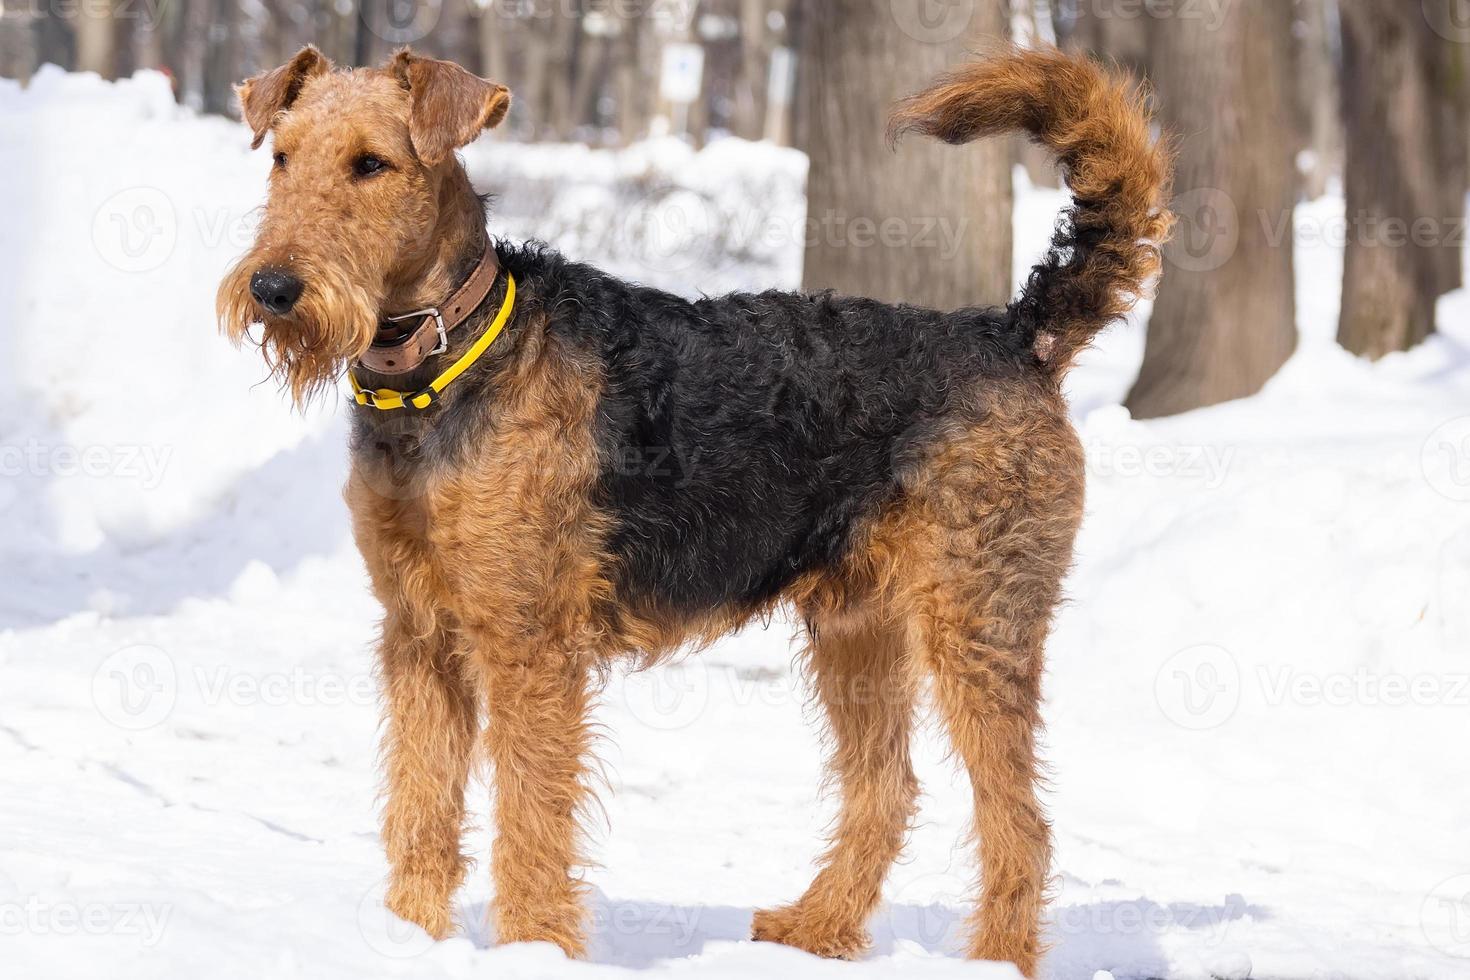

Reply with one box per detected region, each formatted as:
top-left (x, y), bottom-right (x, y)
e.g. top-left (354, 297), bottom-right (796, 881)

top-left (3, 69), bottom-right (1469, 980)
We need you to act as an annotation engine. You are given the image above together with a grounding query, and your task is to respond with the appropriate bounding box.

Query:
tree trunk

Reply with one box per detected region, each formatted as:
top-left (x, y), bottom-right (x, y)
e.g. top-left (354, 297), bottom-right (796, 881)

top-left (202, 0), bottom-right (238, 115)
top-left (1053, 0), bottom-right (1149, 75)
top-left (0, 10), bottom-right (39, 80)
top-left (1428, 10), bottom-right (1468, 296)
top-left (1126, 0), bottom-right (1297, 419)
top-left (797, 0), bottom-right (1011, 310)
top-left (729, 0), bottom-right (771, 141)
top-left (547, 2), bottom-right (583, 139)
top-left (1336, 1), bottom-right (1450, 359)
top-left (75, 0), bottom-right (117, 78)
top-left (613, 11), bottom-right (655, 144)
top-left (1295, 0), bottom-right (1343, 201)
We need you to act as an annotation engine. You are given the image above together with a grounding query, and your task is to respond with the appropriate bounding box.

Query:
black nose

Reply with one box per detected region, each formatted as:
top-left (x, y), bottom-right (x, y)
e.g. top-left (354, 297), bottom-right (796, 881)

top-left (249, 269), bottom-right (304, 315)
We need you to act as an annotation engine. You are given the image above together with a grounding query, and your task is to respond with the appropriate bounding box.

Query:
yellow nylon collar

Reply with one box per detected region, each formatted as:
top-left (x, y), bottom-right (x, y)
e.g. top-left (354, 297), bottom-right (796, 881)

top-left (350, 272), bottom-right (516, 411)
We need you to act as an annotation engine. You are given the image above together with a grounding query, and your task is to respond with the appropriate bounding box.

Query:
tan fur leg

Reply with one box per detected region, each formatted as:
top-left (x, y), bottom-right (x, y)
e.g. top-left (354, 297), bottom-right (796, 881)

top-left (895, 398), bottom-right (1084, 978)
top-left (752, 611), bottom-right (918, 959)
top-left (379, 615), bottom-right (477, 940)
top-left (920, 607), bottom-right (1051, 976)
top-left (478, 639), bottom-right (595, 957)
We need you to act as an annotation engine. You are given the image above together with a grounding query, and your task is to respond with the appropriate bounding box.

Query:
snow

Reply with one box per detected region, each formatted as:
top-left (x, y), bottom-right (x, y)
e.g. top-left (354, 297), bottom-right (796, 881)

top-left (4, 68), bottom-right (1470, 979)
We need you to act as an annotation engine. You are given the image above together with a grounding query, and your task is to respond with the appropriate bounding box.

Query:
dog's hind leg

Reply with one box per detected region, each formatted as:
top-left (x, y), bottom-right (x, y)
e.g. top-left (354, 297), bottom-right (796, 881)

top-left (379, 614), bottom-right (478, 940)
top-left (752, 608), bottom-right (918, 959)
top-left (898, 407), bottom-right (1085, 978)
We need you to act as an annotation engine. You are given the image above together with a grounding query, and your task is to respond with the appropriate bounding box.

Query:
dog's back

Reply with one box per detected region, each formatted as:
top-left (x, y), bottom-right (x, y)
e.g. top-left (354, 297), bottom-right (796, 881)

top-left (493, 47), bottom-right (1174, 623)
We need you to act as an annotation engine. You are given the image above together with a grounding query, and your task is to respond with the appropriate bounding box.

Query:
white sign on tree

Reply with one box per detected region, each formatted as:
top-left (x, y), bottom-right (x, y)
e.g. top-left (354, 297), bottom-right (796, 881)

top-left (660, 43), bottom-right (705, 105)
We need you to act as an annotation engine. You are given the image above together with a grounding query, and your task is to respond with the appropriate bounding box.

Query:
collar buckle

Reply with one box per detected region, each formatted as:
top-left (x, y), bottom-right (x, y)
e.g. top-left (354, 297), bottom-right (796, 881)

top-left (385, 308), bottom-right (448, 357)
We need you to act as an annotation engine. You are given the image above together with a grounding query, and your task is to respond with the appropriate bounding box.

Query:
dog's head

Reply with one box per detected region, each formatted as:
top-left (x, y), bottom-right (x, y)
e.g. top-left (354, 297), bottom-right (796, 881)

top-left (217, 46), bottom-right (510, 404)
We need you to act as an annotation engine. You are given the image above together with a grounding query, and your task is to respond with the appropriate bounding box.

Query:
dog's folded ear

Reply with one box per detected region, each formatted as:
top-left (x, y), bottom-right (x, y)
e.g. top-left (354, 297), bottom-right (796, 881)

top-left (389, 49), bottom-right (511, 166)
top-left (237, 45), bottom-right (332, 150)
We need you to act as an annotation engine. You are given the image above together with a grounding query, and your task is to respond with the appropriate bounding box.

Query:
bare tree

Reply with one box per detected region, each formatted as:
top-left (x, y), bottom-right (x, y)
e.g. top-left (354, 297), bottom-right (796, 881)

top-left (1052, 0), bottom-right (1149, 75)
top-left (612, 9), bottom-right (657, 143)
top-left (1295, 0), bottom-right (1343, 200)
top-left (1428, 13), bottom-right (1468, 296)
top-left (1337, 1), bottom-right (1464, 359)
top-left (75, 0), bottom-right (117, 78)
top-left (798, 0), bottom-right (1011, 310)
top-left (1126, 0), bottom-right (1297, 419)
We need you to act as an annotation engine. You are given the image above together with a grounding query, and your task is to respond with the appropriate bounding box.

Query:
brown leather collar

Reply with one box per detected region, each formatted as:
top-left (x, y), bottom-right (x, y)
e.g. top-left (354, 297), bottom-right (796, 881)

top-left (357, 244), bottom-right (501, 376)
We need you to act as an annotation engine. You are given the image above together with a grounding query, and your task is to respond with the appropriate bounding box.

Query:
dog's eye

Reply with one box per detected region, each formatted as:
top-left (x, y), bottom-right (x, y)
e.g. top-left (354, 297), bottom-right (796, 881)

top-left (272, 152), bottom-right (287, 169)
top-left (353, 154), bottom-right (389, 178)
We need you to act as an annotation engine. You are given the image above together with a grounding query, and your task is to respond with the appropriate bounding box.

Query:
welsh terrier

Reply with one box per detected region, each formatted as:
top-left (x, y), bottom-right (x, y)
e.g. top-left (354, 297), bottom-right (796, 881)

top-left (218, 44), bottom-right (1172, 977)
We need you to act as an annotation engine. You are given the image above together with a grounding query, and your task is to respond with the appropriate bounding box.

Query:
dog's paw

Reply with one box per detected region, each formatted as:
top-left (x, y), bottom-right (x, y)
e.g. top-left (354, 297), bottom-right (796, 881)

top-left (751, 903), bottom-right (868, 960)
top-left (494, 900), bottom-right (588, 959)
top-left (385, 875), bottom-right (455, 941)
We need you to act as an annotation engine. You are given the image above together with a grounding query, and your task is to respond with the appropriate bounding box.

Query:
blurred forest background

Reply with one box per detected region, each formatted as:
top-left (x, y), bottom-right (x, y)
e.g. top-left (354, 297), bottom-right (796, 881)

top-left (2, 0), bottom-right (1467, 417)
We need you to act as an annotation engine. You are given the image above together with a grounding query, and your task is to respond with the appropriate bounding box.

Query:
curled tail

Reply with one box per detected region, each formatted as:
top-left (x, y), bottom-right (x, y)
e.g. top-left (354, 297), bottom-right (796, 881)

top-left (889, 46), bottom-right (1174, 374)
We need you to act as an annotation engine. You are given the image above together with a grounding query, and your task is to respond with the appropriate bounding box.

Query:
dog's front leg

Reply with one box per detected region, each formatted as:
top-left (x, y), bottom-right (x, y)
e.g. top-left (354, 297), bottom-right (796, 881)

top-left (379, 613), bottom-right (477, 939)
top-left (478, 636), bottom-right (595, 957)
